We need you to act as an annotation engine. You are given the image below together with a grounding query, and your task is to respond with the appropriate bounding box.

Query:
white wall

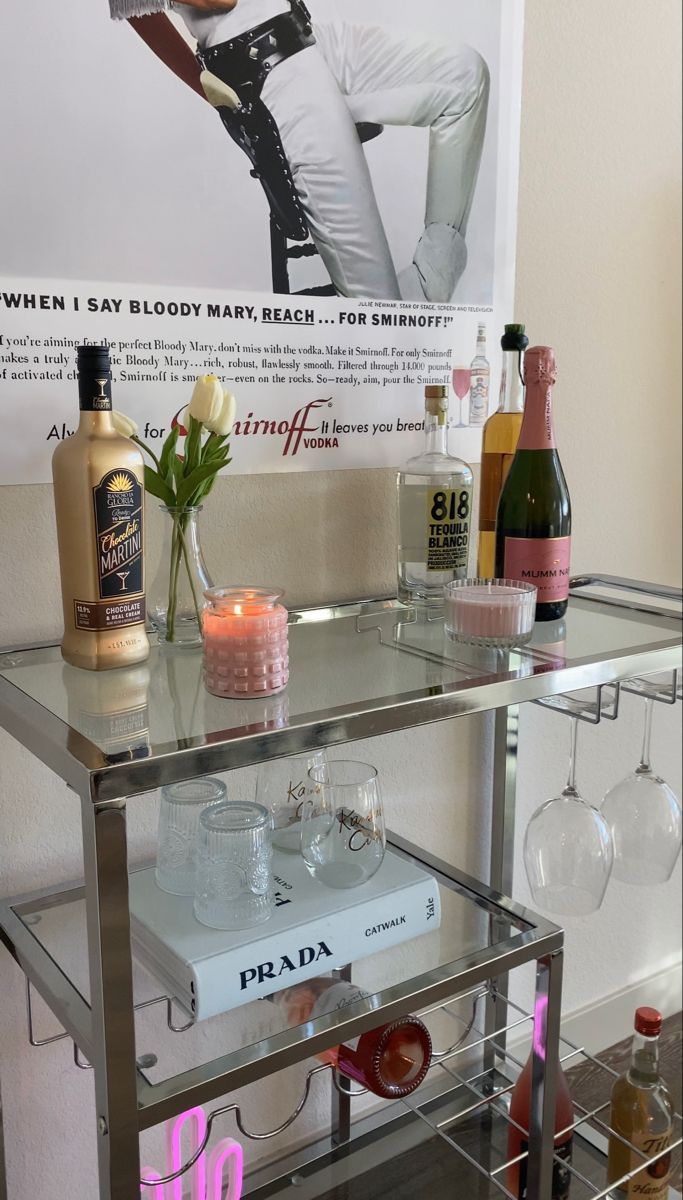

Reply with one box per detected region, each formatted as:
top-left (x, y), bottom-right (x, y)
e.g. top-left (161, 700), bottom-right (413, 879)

top-left (0, 1), bottom-right (681, 1196)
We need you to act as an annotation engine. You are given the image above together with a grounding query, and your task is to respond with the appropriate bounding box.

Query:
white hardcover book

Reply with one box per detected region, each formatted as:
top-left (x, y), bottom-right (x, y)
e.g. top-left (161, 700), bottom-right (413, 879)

top-left (129, 848), bottom-right (442, 1021)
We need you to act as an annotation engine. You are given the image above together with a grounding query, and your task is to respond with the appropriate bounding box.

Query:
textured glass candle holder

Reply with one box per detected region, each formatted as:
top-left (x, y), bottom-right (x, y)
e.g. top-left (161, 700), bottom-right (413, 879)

top-left (203, 587), bottom-right (289, 699)
top-left (193, 801), bottom-right (274, 930)
top-left (155, 776), bottom-right (227, 897)
top-left (444, 579), bottom-right (537, 648)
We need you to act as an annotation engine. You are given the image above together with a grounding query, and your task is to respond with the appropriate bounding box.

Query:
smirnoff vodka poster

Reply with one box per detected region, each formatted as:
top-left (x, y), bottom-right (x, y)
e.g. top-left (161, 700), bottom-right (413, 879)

top-left (0, 0), bottom-right (524, 484)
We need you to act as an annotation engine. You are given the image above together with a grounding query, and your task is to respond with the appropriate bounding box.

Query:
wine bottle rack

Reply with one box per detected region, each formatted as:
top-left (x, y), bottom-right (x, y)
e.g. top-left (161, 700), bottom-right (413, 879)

top-left (0, 576), bottom-right (680, 1200)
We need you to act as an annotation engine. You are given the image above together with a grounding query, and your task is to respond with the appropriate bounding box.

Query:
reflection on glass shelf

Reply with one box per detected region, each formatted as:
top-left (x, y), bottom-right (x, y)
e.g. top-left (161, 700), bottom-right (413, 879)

top-left (13, 855), bottom-right (505, 1088)
top-left (0, 595), bottom-right (679, 775)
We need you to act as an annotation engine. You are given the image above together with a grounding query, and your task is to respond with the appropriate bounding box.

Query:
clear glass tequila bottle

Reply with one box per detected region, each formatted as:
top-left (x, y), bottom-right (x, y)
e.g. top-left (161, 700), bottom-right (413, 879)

top-left (397, 385), bottom-right (474, 606)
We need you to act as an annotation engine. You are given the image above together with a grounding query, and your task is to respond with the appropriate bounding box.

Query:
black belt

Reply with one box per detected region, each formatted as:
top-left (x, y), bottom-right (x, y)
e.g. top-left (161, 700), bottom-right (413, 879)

top-left (200, 4), bottom-right (315, 103)
top-left (198, 5), bottom-right (315, 242)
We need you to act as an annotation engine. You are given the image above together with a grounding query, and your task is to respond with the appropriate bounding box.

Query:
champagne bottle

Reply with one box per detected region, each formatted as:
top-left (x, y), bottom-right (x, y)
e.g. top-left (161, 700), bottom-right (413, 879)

top-left (507, 1050), bottom-right (574, 1199)
top-left (477, 323), bottom-right (529, 578)
top-left (607, 1008), bottom-right (674, 1198)
top-left (52, 345), bottom-right (149, 671)
top-left (495, 346), bottom-right (571, 621)
top-left (273, 976), bottom-right (432, 1099)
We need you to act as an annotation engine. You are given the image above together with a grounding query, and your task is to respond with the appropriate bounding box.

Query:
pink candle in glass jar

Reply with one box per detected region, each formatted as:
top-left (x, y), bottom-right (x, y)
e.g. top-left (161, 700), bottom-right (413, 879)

top-left (203, 588), bottom-right (289, 698)
top-left (444, 579), bottom-right (537, 647)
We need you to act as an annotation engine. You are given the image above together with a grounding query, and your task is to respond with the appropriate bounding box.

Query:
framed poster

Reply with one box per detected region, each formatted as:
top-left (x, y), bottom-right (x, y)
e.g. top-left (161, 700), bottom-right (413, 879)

top-left (0, 0), bottom-right (524, 483)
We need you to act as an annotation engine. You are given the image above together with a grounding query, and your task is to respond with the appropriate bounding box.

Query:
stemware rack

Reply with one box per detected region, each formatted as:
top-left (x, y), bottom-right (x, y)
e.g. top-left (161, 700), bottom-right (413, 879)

top-left (0, 574), bottom-right (681, 1200)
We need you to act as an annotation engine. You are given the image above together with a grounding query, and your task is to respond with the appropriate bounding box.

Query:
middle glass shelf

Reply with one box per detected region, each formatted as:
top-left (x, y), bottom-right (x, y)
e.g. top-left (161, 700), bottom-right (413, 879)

top-left (4, 834), bottom-right (561, 1127)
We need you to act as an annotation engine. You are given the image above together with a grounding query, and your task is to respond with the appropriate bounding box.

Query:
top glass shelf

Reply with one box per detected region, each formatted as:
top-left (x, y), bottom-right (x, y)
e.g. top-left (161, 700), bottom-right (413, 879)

top-left (0, 578), bottom-right (680, 800)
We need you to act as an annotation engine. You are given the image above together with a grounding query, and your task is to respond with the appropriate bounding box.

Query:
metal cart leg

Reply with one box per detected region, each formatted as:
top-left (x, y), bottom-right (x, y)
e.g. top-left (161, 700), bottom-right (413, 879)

top-left (526, 949), bottom-right (564, 1200)
top-left (81, 797), bottom-right (141, 1200)
top-left (485, 704), bottom-right (520, 1073)
top-left (331, 964), bottom-right (353, 1148)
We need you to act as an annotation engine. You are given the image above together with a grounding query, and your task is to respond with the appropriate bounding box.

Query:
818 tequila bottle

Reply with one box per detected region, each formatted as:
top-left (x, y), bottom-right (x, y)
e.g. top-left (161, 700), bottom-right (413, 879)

top-left (397, 385), bottom-right (473, 606)
top-left (52, 345), bottom-right (149, 671)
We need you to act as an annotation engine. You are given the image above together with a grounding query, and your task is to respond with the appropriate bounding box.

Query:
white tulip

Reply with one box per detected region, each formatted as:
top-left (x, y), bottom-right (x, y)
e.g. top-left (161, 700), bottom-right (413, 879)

top-left (188, 375), bottom-right (224, 428)
top-left (206, 389), bottom-right (236, 437)
top-left (112, 410), bottom-right (138, 438)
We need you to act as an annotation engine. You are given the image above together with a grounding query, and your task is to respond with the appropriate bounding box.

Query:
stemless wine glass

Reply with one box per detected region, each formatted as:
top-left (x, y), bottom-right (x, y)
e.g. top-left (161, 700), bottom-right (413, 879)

top-left (301, 761), bottom-right (386, 889)
top-left (524, 718), bottom-right (614, 916)
top-left (601, 699), bottom-right (682, 885)
top-left (256, 750), bottom-right (328, 853)
top-left (452, 367), bottom-right (471, 427)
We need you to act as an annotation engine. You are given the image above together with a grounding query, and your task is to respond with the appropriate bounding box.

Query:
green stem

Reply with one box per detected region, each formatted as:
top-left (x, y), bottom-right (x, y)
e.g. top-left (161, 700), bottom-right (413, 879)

top-left (132, 435), bottom-right (162, 474)
top-left (176, 520), bottom-right (203, 629)
top-left (166, 518), bottom-right (183, 642)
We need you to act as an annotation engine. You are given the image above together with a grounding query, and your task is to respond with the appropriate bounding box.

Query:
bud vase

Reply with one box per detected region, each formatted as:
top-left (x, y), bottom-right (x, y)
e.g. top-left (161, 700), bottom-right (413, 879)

top-left (149, 506), bottom-right (212, 646)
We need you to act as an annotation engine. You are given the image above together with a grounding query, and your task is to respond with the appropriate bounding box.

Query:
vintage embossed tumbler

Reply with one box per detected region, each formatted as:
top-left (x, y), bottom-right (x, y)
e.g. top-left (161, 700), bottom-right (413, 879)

top-left (194, 801), bottom-right (274, 930)
top-left (203, 587), bottom-right (289, 699)
top-left (302, 761), bottom-right (386, 890)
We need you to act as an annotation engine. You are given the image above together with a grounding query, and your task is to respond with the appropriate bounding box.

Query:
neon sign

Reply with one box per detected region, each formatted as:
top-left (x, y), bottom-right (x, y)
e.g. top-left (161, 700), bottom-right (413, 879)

top-left (141, 1106), bottom-right (244, 1200)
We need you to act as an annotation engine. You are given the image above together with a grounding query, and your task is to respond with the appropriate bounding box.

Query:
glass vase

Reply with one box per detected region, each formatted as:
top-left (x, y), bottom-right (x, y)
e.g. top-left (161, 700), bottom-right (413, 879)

top-left (149, 506), bottom-right (212, 647)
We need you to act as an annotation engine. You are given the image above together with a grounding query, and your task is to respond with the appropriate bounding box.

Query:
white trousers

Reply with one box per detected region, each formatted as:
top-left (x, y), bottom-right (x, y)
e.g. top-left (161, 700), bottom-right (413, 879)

top-left (261, 22), bottom-right (490, 301)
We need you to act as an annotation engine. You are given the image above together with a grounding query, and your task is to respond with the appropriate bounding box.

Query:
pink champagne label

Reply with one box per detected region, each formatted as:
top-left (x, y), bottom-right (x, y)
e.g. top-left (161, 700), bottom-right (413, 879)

top-left (504, 537), bottom-right (571, 604)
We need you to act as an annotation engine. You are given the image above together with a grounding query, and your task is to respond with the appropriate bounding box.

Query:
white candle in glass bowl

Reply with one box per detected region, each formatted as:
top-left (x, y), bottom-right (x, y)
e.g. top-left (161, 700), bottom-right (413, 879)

top-left (444, 579), bottom-right (537, 647)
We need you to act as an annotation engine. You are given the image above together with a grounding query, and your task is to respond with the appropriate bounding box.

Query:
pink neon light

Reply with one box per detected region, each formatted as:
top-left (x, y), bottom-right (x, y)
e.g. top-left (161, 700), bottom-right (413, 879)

top-left (165, 1106), bottom-right (207, 1200)
top-left (208, 1138), bottom-right (244, 1200)
top-left (142, 1108), bottom-right (244, 1199)
top-left (140, 1168), bottom-right (166, 1200)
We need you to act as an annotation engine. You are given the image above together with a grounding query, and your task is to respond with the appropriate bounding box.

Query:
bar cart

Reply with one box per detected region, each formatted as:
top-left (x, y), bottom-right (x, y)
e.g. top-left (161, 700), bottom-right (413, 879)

top-left (0, 575), bottom-right (680, 1200)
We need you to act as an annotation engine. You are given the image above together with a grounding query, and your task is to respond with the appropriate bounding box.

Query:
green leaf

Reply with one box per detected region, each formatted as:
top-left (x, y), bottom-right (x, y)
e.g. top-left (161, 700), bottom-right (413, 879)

top-left (144, 465), bottom-right (175, 506)
top-left (171, 454), bottom-right (184, 488)
top-left (159, 425), bottom-right (180, 484)
top-left (176, 460), bottom-right (228, 507)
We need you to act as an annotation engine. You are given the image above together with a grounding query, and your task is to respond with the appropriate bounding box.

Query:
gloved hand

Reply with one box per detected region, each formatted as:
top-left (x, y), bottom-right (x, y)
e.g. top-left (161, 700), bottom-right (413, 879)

top-left (200, 70), bottom-right (242, 110)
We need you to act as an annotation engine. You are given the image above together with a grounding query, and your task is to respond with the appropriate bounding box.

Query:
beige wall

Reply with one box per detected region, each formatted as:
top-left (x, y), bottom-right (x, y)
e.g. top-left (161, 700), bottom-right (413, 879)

top-left (0, 2), bottom-right (681, 1197)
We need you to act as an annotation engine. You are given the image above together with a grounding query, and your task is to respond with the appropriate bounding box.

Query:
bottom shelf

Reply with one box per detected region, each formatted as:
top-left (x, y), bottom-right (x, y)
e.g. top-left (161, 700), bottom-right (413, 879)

top-left (241, 992), bottom-right (681, 1200)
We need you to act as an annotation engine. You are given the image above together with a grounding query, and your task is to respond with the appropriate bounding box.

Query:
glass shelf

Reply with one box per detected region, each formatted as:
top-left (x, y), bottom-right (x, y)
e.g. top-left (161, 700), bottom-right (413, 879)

top-left (1, 835), bottom-right (561, 1129)
top-left (0, 582), bottom-right (680, 801)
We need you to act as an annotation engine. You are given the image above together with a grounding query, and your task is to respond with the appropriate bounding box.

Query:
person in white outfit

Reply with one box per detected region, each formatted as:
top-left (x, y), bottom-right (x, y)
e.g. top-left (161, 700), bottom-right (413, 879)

top-left (111, 0), bottom-right (490, 302)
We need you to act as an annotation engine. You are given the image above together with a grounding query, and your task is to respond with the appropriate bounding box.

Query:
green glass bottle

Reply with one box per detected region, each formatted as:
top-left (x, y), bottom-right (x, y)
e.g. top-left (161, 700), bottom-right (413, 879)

top-left (495, 346), bottom-right (571, 621)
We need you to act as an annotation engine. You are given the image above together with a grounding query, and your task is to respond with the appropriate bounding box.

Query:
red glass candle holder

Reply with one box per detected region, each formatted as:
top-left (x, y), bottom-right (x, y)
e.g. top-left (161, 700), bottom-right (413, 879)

top-left (203, 587), bottom-right (289, 699)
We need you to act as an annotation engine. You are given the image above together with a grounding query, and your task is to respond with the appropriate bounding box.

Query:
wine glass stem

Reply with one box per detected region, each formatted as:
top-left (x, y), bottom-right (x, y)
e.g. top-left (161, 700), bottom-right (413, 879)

top-left (566, 716), bottom-right (579, 792)
top-left (639, 698), bottom-right (654, 772)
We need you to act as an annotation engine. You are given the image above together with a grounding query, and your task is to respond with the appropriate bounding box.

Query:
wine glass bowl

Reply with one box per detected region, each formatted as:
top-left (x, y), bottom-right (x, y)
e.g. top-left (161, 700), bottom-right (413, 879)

top-left (452, 367), bottom-right (471, 427)
top-left (524, 792), bottom-right (614, 916)
top-left (523, 718), bottom-right (614, 916)
top-left (601, 699), bottom-right (682, 886)
top-left (301, 760), bottom-right (386, 889)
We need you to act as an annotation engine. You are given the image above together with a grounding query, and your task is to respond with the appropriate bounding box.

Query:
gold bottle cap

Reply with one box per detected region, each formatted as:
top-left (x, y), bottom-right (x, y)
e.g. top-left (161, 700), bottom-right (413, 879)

top-left (425, 384), bottom-right (449, 418)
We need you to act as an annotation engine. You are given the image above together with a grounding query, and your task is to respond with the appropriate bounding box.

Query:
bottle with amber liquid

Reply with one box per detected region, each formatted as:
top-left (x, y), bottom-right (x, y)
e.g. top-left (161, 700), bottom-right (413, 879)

top-left (507, 1049), bottom-right (574, 1199)
top-left (477, 323), bottom-right (529, 578)
top-left (52, 345), bottom-right (149, 671)
top-left (273, 976), bottom-right (432, 1099)
top-left (607, 1007), bottom-right (673, 1198)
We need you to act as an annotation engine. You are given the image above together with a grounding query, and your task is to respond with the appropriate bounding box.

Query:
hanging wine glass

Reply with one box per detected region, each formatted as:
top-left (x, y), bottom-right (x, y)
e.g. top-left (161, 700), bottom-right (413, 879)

top-left (601, 699), bottom-right (682, 886)
top-left (524, 717), bottom-right (614, 916)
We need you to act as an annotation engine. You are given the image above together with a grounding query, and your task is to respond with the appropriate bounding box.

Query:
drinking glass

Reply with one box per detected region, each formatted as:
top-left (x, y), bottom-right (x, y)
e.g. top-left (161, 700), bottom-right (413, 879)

top-left (452, 367), bottom-right (471, 427)
top-left (155, 776), bottom-right (227, 896)
top-left (601, 699), bottom-right (682, 885)
top-left (256, 750), bottom-right (328, 853)
top-left (193, 801), bottom-right (274, 930)
top-left (524, 718), bottom-right (614, 915)
top-left (302, 761), bottom-right (386, 889)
